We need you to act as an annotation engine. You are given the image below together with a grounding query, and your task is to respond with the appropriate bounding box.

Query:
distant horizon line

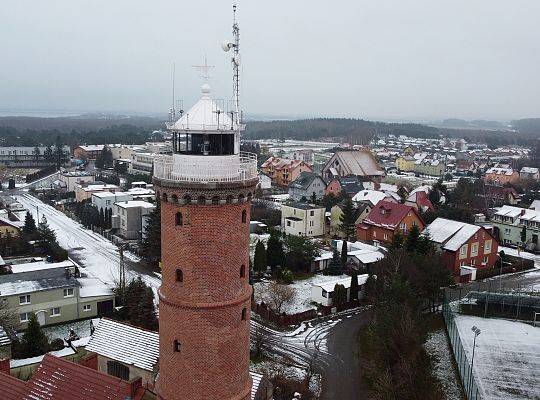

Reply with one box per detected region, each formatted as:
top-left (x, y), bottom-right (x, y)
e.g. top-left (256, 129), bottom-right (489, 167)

top-left (0, 107), bottom-right (533, 125)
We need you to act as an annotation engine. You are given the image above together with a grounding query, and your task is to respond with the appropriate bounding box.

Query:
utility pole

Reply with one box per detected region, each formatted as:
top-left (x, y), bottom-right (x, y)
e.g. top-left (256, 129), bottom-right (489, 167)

top-left (118, 244), bottom-right (126, 297)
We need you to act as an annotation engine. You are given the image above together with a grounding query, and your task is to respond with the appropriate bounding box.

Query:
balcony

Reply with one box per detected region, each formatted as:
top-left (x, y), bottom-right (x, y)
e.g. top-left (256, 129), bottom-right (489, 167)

top-left (153, 152), bottom-right (258, 184)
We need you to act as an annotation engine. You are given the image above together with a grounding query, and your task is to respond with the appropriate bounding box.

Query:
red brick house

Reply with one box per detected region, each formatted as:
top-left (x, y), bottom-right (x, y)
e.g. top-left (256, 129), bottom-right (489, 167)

top-left (261, 156), bottom-right (312, 187)
top-left (356, 201), bottom-right (425, 244)
top-left (423, 217), bottom-right (499, 282)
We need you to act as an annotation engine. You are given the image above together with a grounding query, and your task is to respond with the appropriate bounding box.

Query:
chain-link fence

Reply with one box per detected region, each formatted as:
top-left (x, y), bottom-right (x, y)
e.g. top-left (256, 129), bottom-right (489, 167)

top-left (443, 296), bottom-right (481, 400)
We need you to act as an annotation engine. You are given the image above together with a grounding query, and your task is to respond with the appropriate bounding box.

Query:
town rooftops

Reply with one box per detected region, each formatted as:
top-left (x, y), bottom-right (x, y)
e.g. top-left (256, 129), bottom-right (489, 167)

top-left (363, 201), bottom-right (418, 229)
top-left (24, 354), bottom-right (134, 400)
top-left (9, 259), bottom-right (75, 274)
top-left (486, 167), bottom-right (514, 175)
top-left (91, 191), bottom-right (131, 199)
top-left (61, 171), bottom-right (94, 177)
top-left (114, 200), bottom-right (155, 209)
top-left (78, 278), bottom-right (114, 299)
top-left (352, 189), bottom-right (388, 206)
top-left (76, 144), bottom-right (105, 152)
top-left (284, 202), bottom-right (324, 211)
top-left (86, 318), bottom-right (160, 372)
top-left (79, 184), bottom-right (120, 192)
top-left (0, 267), bottom-right (79, 297)
top-left (423, 217), bottom-right (482, 251)
top-left (494, 205), bottom-right (540, 223)
top-left (324, 150), bottom-right (384, 177)
top-left (520, 166), bottom-right (539, 174)
top-left (261, 156), bottom-right (308, 170)
top-left (313, 274), bottom-right (369, 292)
top-left (289, 171), bottom-right (325, 190)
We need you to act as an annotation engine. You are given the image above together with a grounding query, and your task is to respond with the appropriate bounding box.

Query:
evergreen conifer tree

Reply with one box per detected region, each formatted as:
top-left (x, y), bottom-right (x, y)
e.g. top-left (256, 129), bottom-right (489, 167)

top-left (350, 271), bottom-right (359, 301)
top-left (266, 229), bottom-right (285, 270)
top-left (340, 240), bottom-right (348, 267)
top-left (326, 248), bottom-right (342, 275)
top-left (23, 211), bottom-right (37, 236)
top-left (20, 313), bottom-right (50, 357)
top-left (140, 201), bottom-right (161, 264)
top-left (332, 284), bottom-right (347, 306)
top-left (339, 198), bottom-right (356, 240)
top-left (99, 208), bottom-right (105, 229)
top-left (253, 241), bottom-right (267, 276)
top-left (405, 224), bottom-right (421, 252)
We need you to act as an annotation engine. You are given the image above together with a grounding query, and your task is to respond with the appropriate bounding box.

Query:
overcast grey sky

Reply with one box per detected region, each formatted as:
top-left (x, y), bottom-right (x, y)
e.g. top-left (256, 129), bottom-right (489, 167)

top-left (1, 1), bottom-right (539, 120)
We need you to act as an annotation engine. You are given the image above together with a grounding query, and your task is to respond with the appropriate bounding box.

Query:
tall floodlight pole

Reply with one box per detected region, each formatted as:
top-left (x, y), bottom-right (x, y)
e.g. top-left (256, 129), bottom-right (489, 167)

top-left (469, 326), bottom-right (481, 397)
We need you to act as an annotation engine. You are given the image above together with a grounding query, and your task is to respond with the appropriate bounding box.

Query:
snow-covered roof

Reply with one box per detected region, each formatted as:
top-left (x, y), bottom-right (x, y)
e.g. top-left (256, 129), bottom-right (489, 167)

top-left (10, 347), bottom-right (75, 369)
top-left (313, 275), bottom-right (369, 292)
top-left (352, 190), bottom-right (388, 206)
top-left (348, 249), bottom-right (384, 264)
top-left (76, 145), bottom-right (105, 152)
top-left (171, 85), bottom-right (240, 132)
top-left (520, 166), bottom-right (539, 174)
top-left (0, 267), bottom-right (78, 297)
top-left (423, 218), bottom-right (481, 251)
top-left (314, 251), bottom-right (333, 262)
top-left (409, 185), bottom-right (432, 196)
top-left (86, 318), bottom-right (159, 372)
top-left (10, 260), bottom-right (74, 274)
top-left (114, 200), bottom-right (155, 209)
top-left (486, 167), bottom-right (514, 176)
top-left (78, 278), bottom-right (114, 298)
top-left (91, 191), bottom-right (131, 199)
top-left (0, 327), bottom-right (11, 347)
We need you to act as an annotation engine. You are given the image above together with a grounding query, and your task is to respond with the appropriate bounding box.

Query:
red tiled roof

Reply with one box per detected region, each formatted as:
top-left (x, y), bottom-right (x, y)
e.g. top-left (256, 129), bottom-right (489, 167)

top-left (415, 191), bottom-right (435, 211)
top-left (363, 201), bottom-right (418, 229)
top-left (261, 157), bottom-right (307, 171)
top-left (23, 354), bottom-right (130, 400)
top-left (0, 372), bottom-right (29, 400)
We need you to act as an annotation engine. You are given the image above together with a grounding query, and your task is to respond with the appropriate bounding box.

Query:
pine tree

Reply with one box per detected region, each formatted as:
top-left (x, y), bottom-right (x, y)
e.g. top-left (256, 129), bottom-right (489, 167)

top-left (391, 231), bottom-right (404, 249)
top-left (340, 240), bottom-right (348, 267)
top-left (332, 283), bottom-right (347, 306)
top-left (350, 271), bottom-right (359, 301)
top-left (405, 224), bottom-right (421, 252)
top-left (310, 192), bottom-right (317, 204)
top-left (23, 211), bottom-right (37, 236)
top-left (266, 229), bottom-right (285, 270)
top-left (253, 241), bottom-right (267, 276)
top-left (140, 201), bottom-right (161, 264)
top-left (326, 248), bottom-right (342, 275)
top-left (20, 313), bottom-right (50, 357)
top-left (339, 198), bottom-right (356, 240)
top-left (38, 219), bottom-right (57, 244)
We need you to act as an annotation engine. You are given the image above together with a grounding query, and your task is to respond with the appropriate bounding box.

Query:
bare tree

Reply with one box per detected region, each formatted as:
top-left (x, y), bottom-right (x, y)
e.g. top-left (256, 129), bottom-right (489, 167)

top-left (251, 324), bottom-right (270, 358)
top-left (266, 283), bottom-right (296, 314)
top-left (0, 299), bottom-right (18, 332)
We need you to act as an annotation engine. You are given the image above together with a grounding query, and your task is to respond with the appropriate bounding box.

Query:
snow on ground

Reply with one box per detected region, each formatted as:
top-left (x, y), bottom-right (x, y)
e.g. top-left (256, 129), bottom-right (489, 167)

top-left (454, 314), bottom-right (540, 400)
top-left (499, 246), bottom-right (540, 269)
top-left (250, 359), bottom-right (321, 395)
top-left (15, 193), bottom-right (161, 295)
top-left (254, 274), bottom-right (350, 314)
top-left (424, 329), bottom-right (464, 400)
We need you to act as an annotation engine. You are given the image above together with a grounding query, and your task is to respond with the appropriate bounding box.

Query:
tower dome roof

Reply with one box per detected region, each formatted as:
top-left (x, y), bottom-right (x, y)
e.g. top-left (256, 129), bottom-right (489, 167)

top-left (171, 90), bottom-right (240, 132)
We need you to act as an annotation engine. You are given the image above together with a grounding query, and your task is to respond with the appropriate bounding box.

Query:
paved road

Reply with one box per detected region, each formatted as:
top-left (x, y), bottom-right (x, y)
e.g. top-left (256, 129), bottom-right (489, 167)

top-left (253, 308), bottom-right (371, 400)
top-left (14, 192), bottom-right (161, 292)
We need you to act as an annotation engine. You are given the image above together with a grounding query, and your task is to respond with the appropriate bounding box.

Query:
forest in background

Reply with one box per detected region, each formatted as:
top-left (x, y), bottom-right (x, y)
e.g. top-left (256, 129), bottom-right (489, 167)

top-left (0, 115), bottom-right (538, 148)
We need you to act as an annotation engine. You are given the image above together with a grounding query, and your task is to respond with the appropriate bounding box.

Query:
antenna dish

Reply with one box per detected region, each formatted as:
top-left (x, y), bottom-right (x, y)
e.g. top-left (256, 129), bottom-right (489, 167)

top-left (222, 41), bottom-right (233, 52)
top-left (233, 54), bottom-right (241, 66)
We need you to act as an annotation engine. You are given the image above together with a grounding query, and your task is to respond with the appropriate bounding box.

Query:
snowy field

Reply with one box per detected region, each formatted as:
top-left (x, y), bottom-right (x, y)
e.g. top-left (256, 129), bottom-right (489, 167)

top-left (454, 314), bottom-right (540, 400)
top-left (15, 193), bottom-right (161, 295)
top-left (254, 274), bottom-right (350, 314)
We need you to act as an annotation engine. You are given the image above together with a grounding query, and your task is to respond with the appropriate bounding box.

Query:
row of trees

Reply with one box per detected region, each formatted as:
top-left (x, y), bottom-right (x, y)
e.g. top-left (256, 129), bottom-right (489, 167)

top-left (360, 226), bottom-right (452, 399)
top-left (72, 201), bottom-right (112, 230)
top-left (115, 277), bottom-right (158, 331)
top-left (252, 229), bottom-right (320, 278)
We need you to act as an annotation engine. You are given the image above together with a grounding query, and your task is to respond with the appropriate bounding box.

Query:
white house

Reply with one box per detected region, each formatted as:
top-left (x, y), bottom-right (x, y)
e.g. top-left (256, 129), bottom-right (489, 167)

top-left (311, 274), bottom-right (369, 307)
top-left (258, 173), bottom-right (272, 190)
top-left (59, 171), bottom-right (95, 192)
top-left (91, 191), bottom-right (133, 213)
top-left (281, 202), bottom-right (325, 237)
top-left (520, 167), bottom-right (539, 181)
top-left (113, 201), bottom-right (155, 240)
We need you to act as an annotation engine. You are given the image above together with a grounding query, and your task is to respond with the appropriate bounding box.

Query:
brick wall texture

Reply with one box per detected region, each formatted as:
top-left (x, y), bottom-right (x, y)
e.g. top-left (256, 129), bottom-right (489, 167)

top-left (155, 197), bottom-right (252, 400)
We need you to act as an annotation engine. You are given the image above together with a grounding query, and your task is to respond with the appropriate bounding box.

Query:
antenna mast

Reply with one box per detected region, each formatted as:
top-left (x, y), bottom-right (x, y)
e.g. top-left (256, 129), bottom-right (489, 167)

top-left (169, 63), bottom-right (176, 123)
top-left (232, 3), bottom-right (241, 127)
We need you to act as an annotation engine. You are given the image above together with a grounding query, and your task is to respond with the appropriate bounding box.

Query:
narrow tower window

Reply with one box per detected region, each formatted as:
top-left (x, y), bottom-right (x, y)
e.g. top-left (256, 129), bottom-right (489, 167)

top-left (174, 340), bottom-right (181, 352)
top-left (176, 269), bottom-right (183, 282)
top-left (175, 212), bottom-right (183, 226)
top-left (241, 210), bottom-right (247, 223)
top-left (240, 265), bottom-right (245, 278)
top-left (241, 308), bottom-right (247, 321)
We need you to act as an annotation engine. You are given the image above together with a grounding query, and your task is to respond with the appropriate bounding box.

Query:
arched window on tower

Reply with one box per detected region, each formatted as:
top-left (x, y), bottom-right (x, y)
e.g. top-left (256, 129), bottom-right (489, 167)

top-left (241, 308), bottom-right (247, 321)
top-left (173, 339), bottom-right (181, 352)
top-left (240, 264), bottom-right (246, 278)
top-left (241, 210), bottom-right (247, 223)
top-left (175, 212), bottom-right (183, 226)
top-left (176, 269), bottom-right (183, 283)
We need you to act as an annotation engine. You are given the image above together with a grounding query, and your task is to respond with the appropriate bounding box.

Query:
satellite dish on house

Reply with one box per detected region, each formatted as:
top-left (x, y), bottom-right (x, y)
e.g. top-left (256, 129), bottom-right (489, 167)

top-left (233, 54), bottom-right (241, 66)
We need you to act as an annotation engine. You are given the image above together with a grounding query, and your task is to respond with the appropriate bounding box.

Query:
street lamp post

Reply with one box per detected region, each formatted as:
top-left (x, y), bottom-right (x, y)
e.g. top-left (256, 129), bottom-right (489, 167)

top-left (469, 326), bottom-right (481, 398)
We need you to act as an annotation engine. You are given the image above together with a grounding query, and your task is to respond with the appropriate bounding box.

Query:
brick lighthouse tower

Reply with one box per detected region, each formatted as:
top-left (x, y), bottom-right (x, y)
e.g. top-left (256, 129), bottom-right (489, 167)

top-left (153, 5), bottom-right (256, 400)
